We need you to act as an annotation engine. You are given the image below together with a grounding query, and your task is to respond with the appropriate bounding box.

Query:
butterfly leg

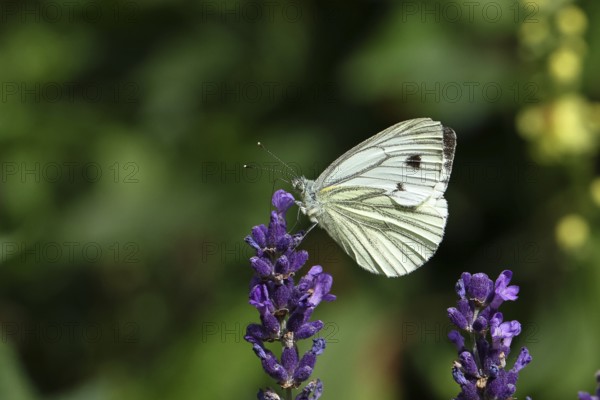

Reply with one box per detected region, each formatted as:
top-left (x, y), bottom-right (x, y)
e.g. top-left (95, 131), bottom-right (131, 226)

top-left (288, 205), bottom-right (303, 233)
top-left (303, 222), bottom-right (318, 238)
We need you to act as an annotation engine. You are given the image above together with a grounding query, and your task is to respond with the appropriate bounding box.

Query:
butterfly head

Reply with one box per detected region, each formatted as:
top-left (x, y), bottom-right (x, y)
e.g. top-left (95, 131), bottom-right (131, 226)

top-left (292, 176), bottom-right (316, 200)
top-left (291, 176), bottom-right (306, 193)
top-left (291, 176), bottom-right (321, 221)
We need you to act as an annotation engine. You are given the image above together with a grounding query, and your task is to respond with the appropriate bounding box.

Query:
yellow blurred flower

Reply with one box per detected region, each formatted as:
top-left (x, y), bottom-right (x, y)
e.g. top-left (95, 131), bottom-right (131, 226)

top-left (548, 47), bottom-right (582, 84)
top-left (555, 214), bottom-right (589, 250)
top-left (549, 94), bottom-right (593, 154)
top-left (556, 5), bottom-right (587, 36)
top-left (516, 106), bottom-right (545, 140)
top-left (516, 0), bottom-right (596, 163)
top-left (516, 95), bottom-right (595, 159)
top-left (519, 19), bottom-right (550, 48)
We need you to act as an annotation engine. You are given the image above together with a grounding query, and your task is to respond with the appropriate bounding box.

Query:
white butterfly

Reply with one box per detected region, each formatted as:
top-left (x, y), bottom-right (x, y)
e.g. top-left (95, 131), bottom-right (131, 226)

top-left (292, 118), bottom-right (456, 277)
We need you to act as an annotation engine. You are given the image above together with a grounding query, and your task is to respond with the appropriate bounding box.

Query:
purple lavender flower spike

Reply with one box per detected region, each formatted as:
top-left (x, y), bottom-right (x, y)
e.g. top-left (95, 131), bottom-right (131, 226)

top-left (246, 190), bottom-right (334, 398)
top-left (448, 270), bottom-right (532, 400)
top-left (579, 371), bottom-right (600, 400)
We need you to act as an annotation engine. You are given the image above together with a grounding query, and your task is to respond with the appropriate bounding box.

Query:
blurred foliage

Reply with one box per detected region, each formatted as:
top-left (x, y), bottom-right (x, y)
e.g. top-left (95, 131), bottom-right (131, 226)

top-left (0, 0), bottom-right (599, 399)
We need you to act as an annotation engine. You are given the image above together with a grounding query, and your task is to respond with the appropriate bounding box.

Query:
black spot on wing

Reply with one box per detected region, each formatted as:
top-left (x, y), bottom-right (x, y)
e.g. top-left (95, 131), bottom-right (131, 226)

top-left (442, 126), bottom-right (457, 177)
top-left (442, 126), bottom-right (457, 160)
top-left (406, 154), bottom-right (422, 169)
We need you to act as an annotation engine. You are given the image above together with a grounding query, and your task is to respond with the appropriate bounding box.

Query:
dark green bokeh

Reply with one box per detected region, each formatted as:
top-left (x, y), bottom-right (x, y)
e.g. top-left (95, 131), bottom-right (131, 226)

top-left (0, 1), bottom-right (599, 399)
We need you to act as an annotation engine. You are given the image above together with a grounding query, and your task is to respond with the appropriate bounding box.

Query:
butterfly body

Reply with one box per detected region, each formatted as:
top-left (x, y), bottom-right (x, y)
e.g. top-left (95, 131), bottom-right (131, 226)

top-left (292, 177), bottom-right (321, 223)
top-left (292, 118), bottom-right (456, 277)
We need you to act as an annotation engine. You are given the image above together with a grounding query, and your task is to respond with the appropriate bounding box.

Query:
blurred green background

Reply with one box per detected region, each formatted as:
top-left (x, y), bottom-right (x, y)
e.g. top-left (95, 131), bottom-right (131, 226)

top-left (1, 0), bottom-right (599, 399)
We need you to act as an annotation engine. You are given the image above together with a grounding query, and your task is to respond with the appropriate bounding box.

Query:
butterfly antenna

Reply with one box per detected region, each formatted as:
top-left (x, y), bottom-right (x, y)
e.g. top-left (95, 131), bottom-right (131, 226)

top-left (243, 163), bottom-right (291, 185)
top-left (256, 142), bottom-right (298, 180)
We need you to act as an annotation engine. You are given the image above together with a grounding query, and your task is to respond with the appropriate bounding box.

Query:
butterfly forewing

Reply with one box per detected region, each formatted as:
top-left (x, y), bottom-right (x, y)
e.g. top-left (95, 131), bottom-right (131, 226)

top-left (315, 118), bottom-right (454, 208)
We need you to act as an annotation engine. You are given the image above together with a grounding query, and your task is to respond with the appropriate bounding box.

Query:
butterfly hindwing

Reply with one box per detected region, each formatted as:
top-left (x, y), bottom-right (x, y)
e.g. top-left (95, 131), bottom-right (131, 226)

top-left (315, 186), bottom-right (448, 277)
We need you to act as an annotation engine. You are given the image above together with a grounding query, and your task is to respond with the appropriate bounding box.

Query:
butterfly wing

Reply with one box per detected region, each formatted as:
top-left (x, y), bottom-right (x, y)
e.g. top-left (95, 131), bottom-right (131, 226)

top-left (310, 118), bottom-right (456, 276)
top-left (315, 118), bottom-right (456, 207)
top-left (315, 186), bottom-right (448, 276)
